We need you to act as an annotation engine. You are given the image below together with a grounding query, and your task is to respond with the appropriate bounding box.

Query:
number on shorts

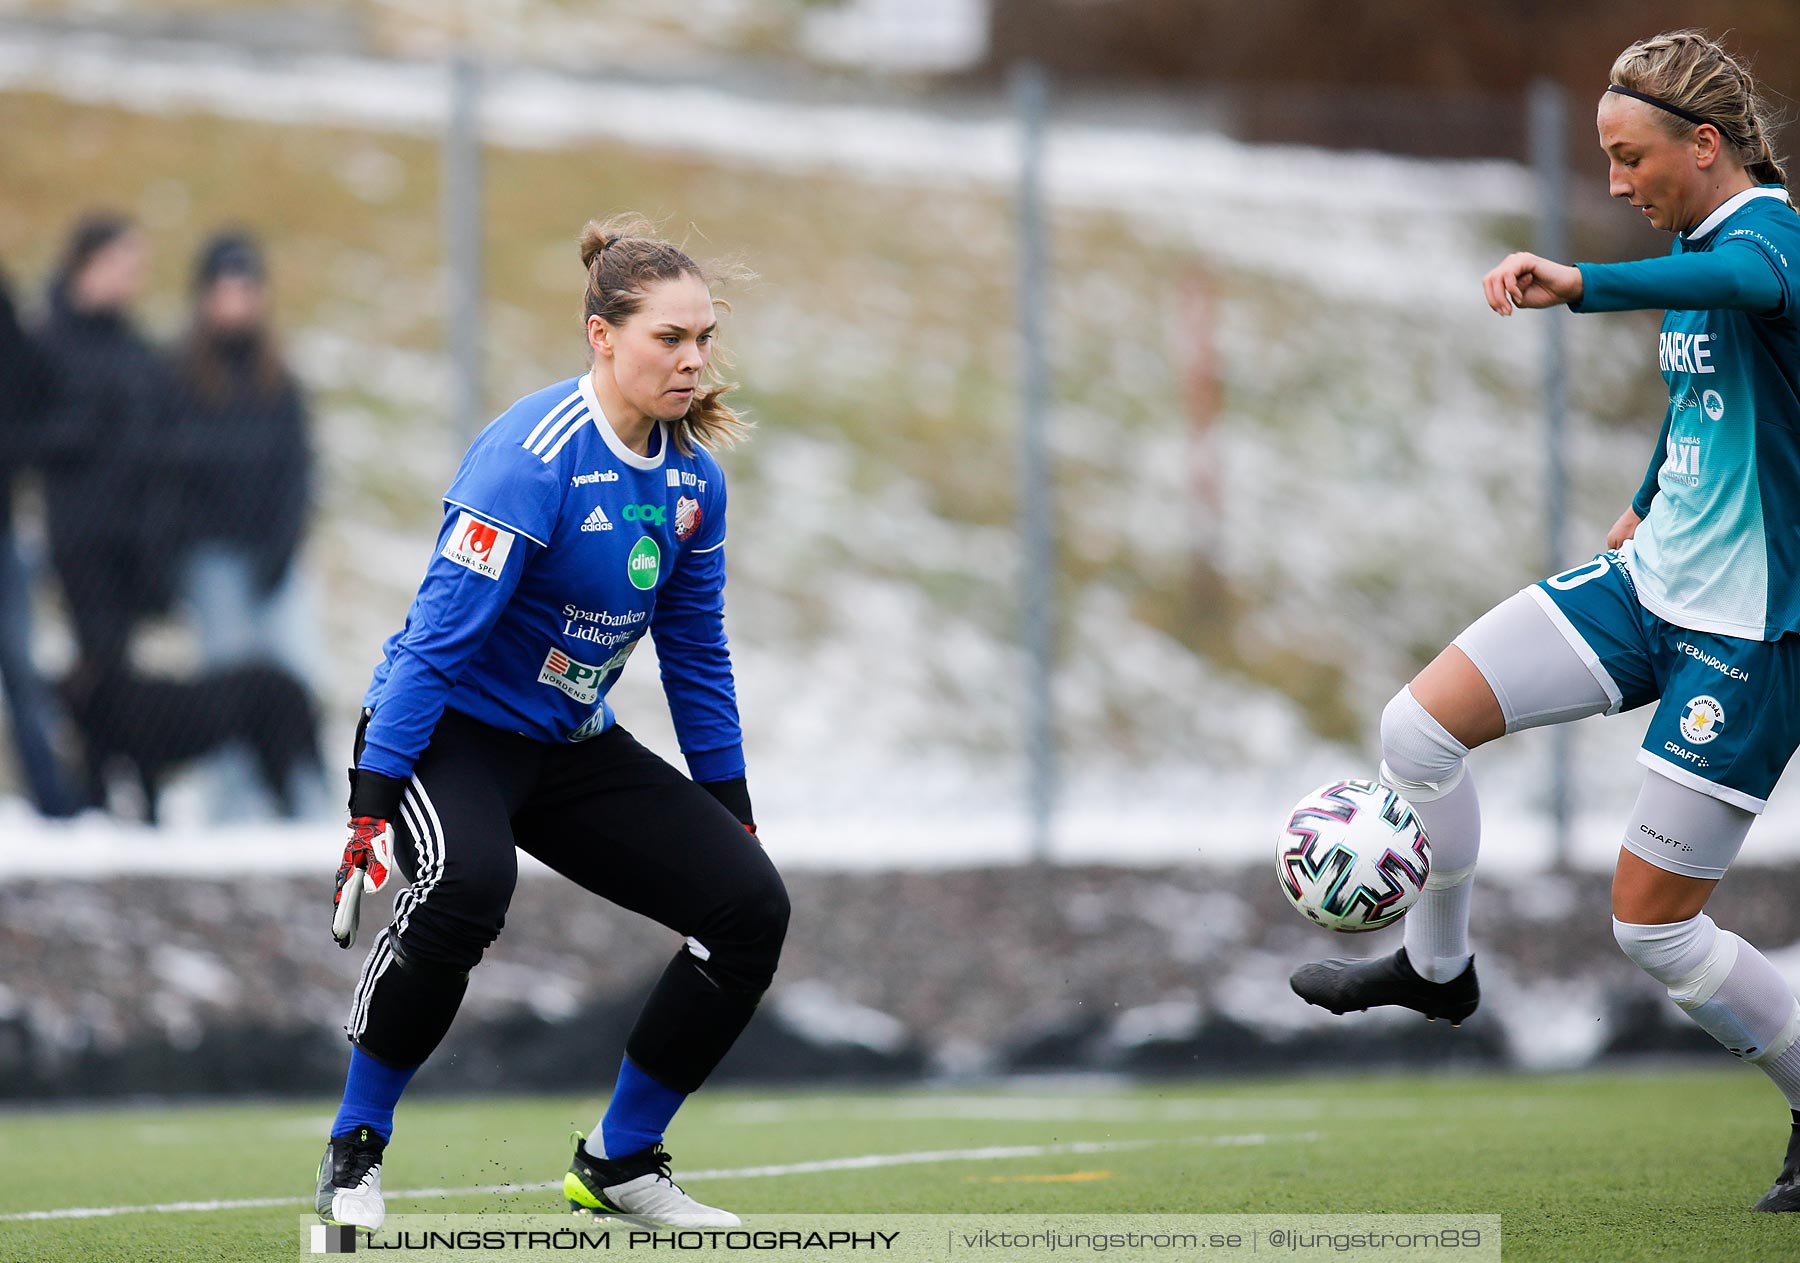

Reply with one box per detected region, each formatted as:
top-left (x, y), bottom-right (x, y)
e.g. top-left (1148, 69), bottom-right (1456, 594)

top-left (1546, 556), bottom-right (1611, 591)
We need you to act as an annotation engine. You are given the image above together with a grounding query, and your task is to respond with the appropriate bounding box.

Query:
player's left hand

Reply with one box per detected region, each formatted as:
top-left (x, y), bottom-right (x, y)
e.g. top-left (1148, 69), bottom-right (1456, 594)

top-left (1484, 252), bottom-right (1584, 315)
top-left (699, 776), bottom-right (757, 837)
top-left (1607, 507), bottom-right (1643, 551)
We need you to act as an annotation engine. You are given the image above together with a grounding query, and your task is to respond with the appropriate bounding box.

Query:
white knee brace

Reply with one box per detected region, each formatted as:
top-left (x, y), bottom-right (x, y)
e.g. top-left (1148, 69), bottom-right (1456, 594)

top-left (1380, 687), bottom-right (1476, 887)
top-left (1379, 687), bottom-right (1468, 804)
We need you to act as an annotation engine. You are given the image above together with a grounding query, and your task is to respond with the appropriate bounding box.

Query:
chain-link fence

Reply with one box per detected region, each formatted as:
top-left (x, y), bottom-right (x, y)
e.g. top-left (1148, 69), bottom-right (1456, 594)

top-left (0, 10), bottom-right (1764, 868)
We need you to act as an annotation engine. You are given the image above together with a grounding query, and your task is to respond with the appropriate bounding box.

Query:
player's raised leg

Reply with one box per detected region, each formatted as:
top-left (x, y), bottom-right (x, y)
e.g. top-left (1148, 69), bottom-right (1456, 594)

top-left (1292, 585), bottom-right (1617, 1022)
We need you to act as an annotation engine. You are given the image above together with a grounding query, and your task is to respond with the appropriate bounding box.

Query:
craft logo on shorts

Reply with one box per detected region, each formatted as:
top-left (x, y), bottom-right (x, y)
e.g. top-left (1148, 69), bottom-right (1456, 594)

top-left (1703, 389), bottom-right (1725, 421)
top-left (628, 537), bottom-right (661, 590)
top-left (1680, 695), bottom-right (1725, 745)
top-left (675, 495), bottom-right (701, 542)
top-left (538, 646), bottom-right (604, 703)
top-left (442, 511), bottom-right (514, 580)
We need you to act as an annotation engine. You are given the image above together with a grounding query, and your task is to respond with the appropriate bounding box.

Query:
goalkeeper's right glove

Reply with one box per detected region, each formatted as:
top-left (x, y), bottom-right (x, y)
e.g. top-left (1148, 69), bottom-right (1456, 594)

top-left (332, 769), bottom-right (408, 949)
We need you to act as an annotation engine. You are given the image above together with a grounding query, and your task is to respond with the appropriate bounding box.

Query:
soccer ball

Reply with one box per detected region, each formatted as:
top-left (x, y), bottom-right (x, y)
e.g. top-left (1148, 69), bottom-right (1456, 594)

top-left (1276, 779), bottom-right (1431, 933)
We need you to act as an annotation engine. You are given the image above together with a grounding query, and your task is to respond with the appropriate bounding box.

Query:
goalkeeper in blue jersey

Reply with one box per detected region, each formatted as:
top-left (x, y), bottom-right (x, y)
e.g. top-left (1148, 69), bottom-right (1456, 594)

top-left (1289, 31), bottom-right (1800, 1212)
top-left (315, 216), bottom-right (786, 1232)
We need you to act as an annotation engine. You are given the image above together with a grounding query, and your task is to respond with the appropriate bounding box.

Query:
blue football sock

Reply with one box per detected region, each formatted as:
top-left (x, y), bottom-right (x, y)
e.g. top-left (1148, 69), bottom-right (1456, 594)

top-left (330, 1046), bottom-right (419, 1143)
top-left (596, 1057), bottom-right (687, 1159)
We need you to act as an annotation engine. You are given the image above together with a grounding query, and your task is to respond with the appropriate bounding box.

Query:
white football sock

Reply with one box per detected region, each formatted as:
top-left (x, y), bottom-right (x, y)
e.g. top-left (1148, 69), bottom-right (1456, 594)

top-left (1379, 687), bottom-right (1479, 983)
top-left (1403, 866), bottom-right (1476, 983)
top-left (1616, 914), bottom-right (1800, 1107)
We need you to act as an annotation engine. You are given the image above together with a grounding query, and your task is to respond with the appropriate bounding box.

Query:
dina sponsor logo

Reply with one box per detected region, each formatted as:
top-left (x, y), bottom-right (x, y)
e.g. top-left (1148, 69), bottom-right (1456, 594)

top-left (441, 512), bottom-right (514, 580)
top-left (627, 537), bottom-right (661, 590)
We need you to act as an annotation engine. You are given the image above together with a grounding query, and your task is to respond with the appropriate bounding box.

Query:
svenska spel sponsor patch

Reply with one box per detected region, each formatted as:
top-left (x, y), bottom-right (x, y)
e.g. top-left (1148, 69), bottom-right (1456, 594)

top-left (538, 647), bottom-right (603, 703)
top-left (442, 511), bottom-right (515, 580)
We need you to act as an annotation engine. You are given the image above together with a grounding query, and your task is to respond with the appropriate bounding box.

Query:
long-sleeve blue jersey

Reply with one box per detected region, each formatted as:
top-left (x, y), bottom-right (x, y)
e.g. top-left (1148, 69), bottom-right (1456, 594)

top-left (1573, 185), bottom-right (1800, 640)
top-left (358, 372), bottom-right (744, 784)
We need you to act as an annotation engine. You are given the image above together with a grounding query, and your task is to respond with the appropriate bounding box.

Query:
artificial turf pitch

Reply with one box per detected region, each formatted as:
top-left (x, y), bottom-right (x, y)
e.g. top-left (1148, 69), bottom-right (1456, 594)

top-left (1, 1068), bottom-right (1794, 1261)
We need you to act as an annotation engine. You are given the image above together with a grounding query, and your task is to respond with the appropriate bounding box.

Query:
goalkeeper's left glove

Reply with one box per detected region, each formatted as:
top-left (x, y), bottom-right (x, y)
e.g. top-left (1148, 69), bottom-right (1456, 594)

top-left (699, 776), bottom-right (757, 836)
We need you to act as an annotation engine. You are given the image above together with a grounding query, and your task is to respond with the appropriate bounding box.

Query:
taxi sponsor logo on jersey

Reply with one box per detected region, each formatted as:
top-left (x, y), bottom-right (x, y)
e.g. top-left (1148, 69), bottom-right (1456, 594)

top-left (442, 512), bottom-right (514, 580)
top-left (539, 647), bottom-right (604, 704)
top-left (1666, 434), bottom-right (1701, 486)
top-left (675, 495), bottom-right (702, 542)
top-left (628, 537), bottom-right (661, 590)
top-left (1679, 695), bottom-right (1725, 745)
top-left (1659, 330), bottom-right (1716, 375)
top-left (621, 504), bottom-right (667, 526)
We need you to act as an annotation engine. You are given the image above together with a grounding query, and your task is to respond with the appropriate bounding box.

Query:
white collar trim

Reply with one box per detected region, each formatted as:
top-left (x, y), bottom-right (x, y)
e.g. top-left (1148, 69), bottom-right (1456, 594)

top-left (1687, 186), bottom-right (1790, 241)
top-left (580, 371), bottom-right (667, 470)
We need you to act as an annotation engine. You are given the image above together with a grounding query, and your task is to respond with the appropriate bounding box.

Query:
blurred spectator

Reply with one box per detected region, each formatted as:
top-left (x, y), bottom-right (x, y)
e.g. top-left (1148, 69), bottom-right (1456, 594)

top-left (36, 213), bottom-right (169, 674)
top-left (0, 265), bottom-right (79, 817)
top-left (169, 231), bottom-right (314, 671)
top-left (167, 230), bottom-right (325, 817)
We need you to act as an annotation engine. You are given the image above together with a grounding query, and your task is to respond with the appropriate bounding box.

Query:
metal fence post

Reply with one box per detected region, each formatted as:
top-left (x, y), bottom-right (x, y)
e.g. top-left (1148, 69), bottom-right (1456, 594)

top-left (1013, 61), bottom-right (1055, 864)
top-left (1531, 79), bottom-right (1574, 870)
top-left (445, 52), bottom-right (485, 440)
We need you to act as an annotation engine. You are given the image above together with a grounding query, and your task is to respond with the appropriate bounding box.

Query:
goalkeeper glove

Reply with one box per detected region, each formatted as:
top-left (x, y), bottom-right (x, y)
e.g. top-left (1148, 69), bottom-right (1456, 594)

top-left (699, 776), bottom-right (757, 836)
top-left (332, 769), bottom-right (407, 949)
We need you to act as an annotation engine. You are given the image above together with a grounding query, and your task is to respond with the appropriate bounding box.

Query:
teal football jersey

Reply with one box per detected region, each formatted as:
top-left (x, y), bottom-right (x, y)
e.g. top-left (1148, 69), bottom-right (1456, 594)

top-left (1578, 187), bottom-right (1800, 640)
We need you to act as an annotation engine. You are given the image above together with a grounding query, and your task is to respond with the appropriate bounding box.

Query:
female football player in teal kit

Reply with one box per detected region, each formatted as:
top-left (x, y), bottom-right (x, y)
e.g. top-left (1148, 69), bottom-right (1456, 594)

top-left (315, 216), bottom-right (784, 1232)
top-left (1289, 30), bottom-right (1800, 1212)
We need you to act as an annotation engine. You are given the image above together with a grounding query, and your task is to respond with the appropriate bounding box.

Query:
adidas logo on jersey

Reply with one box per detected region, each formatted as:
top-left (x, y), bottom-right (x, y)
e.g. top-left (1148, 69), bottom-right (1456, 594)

top-left (581, 505), bottom-right (613, 532)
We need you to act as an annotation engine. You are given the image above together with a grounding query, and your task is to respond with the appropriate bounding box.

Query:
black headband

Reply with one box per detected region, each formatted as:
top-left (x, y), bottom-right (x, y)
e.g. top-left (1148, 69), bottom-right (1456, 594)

top-left (1607, 84), bottom-right (1715, 131)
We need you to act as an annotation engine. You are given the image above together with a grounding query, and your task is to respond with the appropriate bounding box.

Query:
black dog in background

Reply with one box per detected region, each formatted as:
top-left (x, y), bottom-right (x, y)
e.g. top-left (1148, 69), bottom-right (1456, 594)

top-left (61, 662), bottom-right (322, 824)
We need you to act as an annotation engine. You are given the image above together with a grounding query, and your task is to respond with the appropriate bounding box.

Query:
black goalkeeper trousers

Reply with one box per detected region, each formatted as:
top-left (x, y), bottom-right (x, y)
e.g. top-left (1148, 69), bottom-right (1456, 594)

top-left (346, 709), bottom-right (789, 1093)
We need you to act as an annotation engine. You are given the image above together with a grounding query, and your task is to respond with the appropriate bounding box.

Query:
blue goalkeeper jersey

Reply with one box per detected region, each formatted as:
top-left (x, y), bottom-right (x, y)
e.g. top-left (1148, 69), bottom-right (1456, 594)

top-left (1575, 185), bottom-right (1800, 641)
top-left (358, 372), bottom-right (743, 783)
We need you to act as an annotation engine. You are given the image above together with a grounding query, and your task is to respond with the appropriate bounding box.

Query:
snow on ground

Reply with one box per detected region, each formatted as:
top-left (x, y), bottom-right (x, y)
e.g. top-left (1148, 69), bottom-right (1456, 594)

top-left (0, 24), bottom-right (1529, 315)
top-left (0, 26), bottom-right (1736, 865)
top-left (12, 784), bottom-right (1800, 879)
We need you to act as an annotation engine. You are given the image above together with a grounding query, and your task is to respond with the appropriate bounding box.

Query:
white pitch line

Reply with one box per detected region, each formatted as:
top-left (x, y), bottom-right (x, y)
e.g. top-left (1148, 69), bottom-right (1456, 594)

top-left (0, 1131), bottom-right (1317, 1223)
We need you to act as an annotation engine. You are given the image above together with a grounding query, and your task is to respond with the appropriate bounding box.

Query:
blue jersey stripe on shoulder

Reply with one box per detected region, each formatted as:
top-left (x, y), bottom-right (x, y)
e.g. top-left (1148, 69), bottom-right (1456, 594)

top-left (521, 390), bottom-right (583, 454)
